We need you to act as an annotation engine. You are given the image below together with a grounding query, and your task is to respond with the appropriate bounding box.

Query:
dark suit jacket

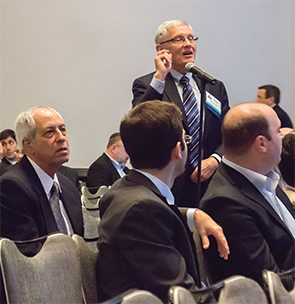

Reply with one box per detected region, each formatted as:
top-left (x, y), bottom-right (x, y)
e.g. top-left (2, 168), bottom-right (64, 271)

top-left (97, 170), bottom-right (201, 303)
top-left (132, 72), bottom-right (230, 207)
top-left (0, 158), bottom-right (13, 176)
top-left (200, 162), bottom-right (295, 290)
top-left (0, 155), bottom-right (84, 256)
top-left (58, 165), bottom-right (80, 190)
top-left (86, 152), bottom-right (130, 193)
top-left (273, 104), bottom-right (293, 128)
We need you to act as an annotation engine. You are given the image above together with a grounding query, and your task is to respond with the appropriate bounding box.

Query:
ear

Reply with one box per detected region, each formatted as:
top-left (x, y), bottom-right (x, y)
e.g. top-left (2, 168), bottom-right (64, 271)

top-left (156, 44), bottom-right (162, 52)
top-left (22, 138), bottom-right (34, 155)
top-left (171, 142), bottom-right (183, 160)
top-left (253, 135), bottom-right (268, 153)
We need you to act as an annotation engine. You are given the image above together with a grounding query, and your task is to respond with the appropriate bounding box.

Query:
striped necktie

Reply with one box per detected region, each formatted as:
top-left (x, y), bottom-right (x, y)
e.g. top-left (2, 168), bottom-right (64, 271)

top-left (49, 181), bottom-right (67, 234)
top-left (180, 76), bottom-right (200, 169)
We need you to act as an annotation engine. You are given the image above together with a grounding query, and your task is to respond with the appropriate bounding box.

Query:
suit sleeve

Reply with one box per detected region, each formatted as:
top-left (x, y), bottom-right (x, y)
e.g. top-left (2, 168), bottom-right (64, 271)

top-left (116, 200), bottom-right (197, 300)
top-left (131, 75), bottom-right (164, 108)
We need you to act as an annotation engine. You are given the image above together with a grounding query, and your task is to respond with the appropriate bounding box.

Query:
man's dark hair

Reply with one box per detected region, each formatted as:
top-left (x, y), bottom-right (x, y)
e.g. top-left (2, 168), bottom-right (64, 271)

top-left (279, 133), bottom-right (295, 187)
top-left (120, 100), bottom-right (183, 170)
top-left (106, 132), bottom-right (121, 149)
top-left (0, 129), bottom-right (16, 142)
top-left (258, 84), bottom-right (280, 104)
top-left (222, 113), bottom-right (271, 155)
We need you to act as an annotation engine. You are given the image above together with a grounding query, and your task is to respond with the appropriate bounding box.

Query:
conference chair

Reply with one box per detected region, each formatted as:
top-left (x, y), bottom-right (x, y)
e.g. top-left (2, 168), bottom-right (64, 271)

top-left (81, 185), bottom-right (109, 209)
top-left (72, 234), bottom-right (99, 304)
top-left (263, 269), bottom-right (295, 304)
top-left (169, 275), bottom-right (268, 304)
top-left (0, 233), bottom-right (83, 304)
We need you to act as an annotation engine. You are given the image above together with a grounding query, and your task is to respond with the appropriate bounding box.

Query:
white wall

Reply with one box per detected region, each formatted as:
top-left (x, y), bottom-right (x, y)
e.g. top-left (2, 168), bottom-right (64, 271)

top-left (1, 0), bottom-right (294, 168)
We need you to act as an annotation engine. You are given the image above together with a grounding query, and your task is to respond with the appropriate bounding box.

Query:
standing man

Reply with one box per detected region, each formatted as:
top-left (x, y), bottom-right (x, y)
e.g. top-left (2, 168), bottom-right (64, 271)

top-left (87, 132), bottom-right (130, 193)
top-left (0, 129), bottom-right (19, 176)
top-left (200, 103), bottom-right (295, 290)
top-left (256, 84), bottom-right (293, 128)
top-left (98, 100), bottom-right (229, 303)
top-left (0, 107), bottom-right (84, 256)
top-left (132, 20), bottom-right (230, 207)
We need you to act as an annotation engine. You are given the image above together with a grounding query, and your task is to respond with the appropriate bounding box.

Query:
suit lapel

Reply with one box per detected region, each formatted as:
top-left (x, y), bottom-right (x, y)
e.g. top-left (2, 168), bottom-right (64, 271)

top-left (220, 163), bottom-right (294, 229)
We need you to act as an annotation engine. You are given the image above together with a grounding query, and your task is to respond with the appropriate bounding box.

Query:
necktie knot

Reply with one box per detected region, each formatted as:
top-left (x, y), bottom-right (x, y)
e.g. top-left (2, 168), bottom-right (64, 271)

top-left (180, 76), bottom-right (190, 87)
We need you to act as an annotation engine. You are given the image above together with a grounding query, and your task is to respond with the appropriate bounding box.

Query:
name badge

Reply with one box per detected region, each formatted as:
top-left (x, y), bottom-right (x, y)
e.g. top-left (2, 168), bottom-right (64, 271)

top-left (206, 92), bottom-right (221, 118)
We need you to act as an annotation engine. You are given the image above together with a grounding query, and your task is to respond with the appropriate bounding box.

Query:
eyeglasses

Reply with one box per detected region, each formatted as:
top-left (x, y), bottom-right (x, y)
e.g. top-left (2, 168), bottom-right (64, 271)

top-left (184, 134), bottom-right (192, 145)
top-left (159, 35), bottom-right (198, 45)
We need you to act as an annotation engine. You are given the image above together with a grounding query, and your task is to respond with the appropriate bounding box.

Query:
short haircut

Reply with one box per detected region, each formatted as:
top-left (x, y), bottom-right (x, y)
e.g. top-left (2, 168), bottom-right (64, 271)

top-left (107, 132), bottom-right (121, 149)
top-left (222, 110), bottom-right (271, 155)
top-left (279, 133), bottom-right (295, 187)
top-left (15, 106), bottom-right (62, 153)
top-left (258, 84), bottom-right (280, 105)
top-left (120, 100), bottom-right (183, 170)
top-left (0, 129), bottom-right (16, 142)
top-left (155, 20), bottom-right (193, 44)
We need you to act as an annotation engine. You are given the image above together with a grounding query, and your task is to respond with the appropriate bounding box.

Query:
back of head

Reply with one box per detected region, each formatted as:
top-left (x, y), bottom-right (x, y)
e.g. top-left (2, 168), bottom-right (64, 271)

top-left (0, 129), bottom-right (16, 142)
top-left (222, 103), bottom-right (271, 157)
top-left (155, 20), bottom-right (192, 44)
top-left (258, 84), bottom-right (280, 104)
top-left (106, 132), bottom-right (121, 149)
top-left (279, 133), bottom-right (295, 187)
top-left (120, 100), bottom-right (183, 170)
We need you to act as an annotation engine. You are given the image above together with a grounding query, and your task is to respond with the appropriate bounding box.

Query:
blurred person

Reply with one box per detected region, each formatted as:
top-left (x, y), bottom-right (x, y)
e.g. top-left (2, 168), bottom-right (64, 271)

top-left (256, 84), bottom-right (293, 128)
top-left (87, 132), bottom-right (130, 193)
top-left (98, 100), bottom-right (229, 303)
top-left (201, 103), bottom-right (295, 290)
top-left (132, 20), bottom-right (230, 207)
top-left (0, 129), bottom-right (18, 175)
top-left (0, 142), bottom-right (3, 163)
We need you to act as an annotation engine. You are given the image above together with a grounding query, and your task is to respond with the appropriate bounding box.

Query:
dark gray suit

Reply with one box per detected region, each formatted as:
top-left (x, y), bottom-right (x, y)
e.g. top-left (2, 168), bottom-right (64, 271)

top-left (0, 158), bottom-right (13, 176)
top-left (97, 170), bottom-right (201, 303)
top-left (200, 162), bottom-right (295, 290)
top-left (132, 72), bottom-right (230, 207)
top-left (0, 155), bottom-right (84, 256)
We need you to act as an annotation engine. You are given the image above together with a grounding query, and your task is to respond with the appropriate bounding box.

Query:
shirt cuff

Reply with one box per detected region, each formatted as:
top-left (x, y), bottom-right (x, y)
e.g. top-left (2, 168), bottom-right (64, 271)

top-left (150, 77), bottom-right (165, 94)
top-left (187, 208), bottom-right (198, 232)
top-left (210, 153), bottom-right (221, 163)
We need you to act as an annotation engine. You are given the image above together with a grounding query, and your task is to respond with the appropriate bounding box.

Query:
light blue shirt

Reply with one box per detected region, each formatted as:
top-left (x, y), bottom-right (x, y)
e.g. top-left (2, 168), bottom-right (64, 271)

top-left (223, 156), bottom-right (295, 239)
top-left (106, 153), bottom-right (127, 178)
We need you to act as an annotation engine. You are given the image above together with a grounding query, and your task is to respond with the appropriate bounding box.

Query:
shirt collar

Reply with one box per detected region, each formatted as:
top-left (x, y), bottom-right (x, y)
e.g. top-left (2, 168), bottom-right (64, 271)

top-left (134, 169), bottom-right (175, 205)
top-left (105, 152), bottom-right (125, 170)
top-left (27, 156), bottom-right (61, 198)
top-left (222, 156), bottom-right (279, 193)
top-left (170, 68), bottom-right (192, 84)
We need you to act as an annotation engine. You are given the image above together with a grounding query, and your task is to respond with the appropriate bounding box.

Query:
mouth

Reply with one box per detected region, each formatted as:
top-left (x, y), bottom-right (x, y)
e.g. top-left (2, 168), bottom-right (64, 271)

top-left (183, 50), bottom-right (194, 56)
top-left (57, 147), bottom-right (68, 154)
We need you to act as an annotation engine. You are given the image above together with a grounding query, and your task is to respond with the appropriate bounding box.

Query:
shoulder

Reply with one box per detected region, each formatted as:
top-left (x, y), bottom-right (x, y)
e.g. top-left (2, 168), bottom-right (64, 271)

top-left (133, 72), bottom-right (155, 85)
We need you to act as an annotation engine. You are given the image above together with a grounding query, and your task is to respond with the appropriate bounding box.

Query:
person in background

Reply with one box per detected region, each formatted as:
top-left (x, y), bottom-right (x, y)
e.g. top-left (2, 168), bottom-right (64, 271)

top-left (86, 132), bottom-right (130, 194)
top-left (132, 20), bottom-right (230, 207)
top-left (98, 100), bottom-right (229, 303)
top-left (0, 142), bottom-right (3, 163)
top-left (256, 84), bottom-right (293, 128)
top-left (200, 103), bottom-right (295, 291)
top-left (0, 129), bottom-right (19, 175)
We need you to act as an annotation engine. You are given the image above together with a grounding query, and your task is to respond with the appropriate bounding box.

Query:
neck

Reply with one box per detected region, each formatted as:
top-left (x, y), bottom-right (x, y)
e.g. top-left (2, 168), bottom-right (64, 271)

top-left (140, 167), bottom-right (176, 189)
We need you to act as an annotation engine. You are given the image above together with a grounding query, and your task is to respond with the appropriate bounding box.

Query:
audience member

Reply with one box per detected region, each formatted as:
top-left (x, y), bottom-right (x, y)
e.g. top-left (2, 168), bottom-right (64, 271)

top-left (200, 103), bottom-right (295, 290)
top-left (131, 20), bottom-right (230, 207)
top-left (0, 106), bottom-right (84, 256)
top-left (256, 84), bottom-right (293, 128)
top-left (0, 129), bottom-right (19, 176)
top-left (279, 132), bottom-right (295, 206)
top-left (86, 132), bottom-right (130, 193)
top-left (97, 100), bottom-right (229, 303)
top-left (0, 142), bottom-right (3, 163)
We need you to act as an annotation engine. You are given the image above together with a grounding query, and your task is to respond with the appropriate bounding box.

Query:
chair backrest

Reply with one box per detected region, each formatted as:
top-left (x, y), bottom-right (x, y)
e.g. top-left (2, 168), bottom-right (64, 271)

top-left (82, 205), bottom-right (100, 242)
top-left (0, 233), bottom-right (83, 304)
top-left (120, 290), bottom-right (163, 304)
top-left (263, 270), bottom-right (295, 304)
top-left (72, 234), bottom-right (99, 304)
top-left (81, 185), bottom-right (109, 209)
top-left (168, 286), bottom-right (197, 304)
top-left (218, 276), bottom-right (268, 304)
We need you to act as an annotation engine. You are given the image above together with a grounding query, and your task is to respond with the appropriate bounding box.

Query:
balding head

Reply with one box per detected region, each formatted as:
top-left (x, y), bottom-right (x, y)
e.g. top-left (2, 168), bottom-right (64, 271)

top-left (222, 103), bottom-right (283, 174)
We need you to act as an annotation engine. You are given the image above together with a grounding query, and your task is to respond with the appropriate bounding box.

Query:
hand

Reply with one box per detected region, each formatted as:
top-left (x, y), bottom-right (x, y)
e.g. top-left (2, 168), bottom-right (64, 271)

top-left (194, 210), bottom-right (229, 260)
top-left (154, 49), bottom-right (172, 81)
top-left (190, 157), bottom-right (219, 183)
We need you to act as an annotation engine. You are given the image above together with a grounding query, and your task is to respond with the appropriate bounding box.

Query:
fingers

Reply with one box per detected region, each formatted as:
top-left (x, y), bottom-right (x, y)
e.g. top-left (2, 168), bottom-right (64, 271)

top-left (154, 50), bottom-right (172, 81)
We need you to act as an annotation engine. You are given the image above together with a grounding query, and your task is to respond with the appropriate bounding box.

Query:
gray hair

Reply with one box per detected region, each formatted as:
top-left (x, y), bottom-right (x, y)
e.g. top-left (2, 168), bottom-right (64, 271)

top-left (155, 20), bottom-right (193, 44)
top-left (15, 106), bottom-right (62, 153)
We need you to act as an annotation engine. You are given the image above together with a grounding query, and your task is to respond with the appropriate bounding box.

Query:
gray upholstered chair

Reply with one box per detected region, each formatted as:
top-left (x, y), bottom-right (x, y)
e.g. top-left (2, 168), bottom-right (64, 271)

top-left (72, 234), bottom-right (99, 304)
top-left (0, 233), bottom-right (83, 304)
top-left (169, 276), bottom-right (268, 304)
top-left (263, 269), bottom-right (295, 304)
top-left (81, 185), bottom-right (109, 209)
